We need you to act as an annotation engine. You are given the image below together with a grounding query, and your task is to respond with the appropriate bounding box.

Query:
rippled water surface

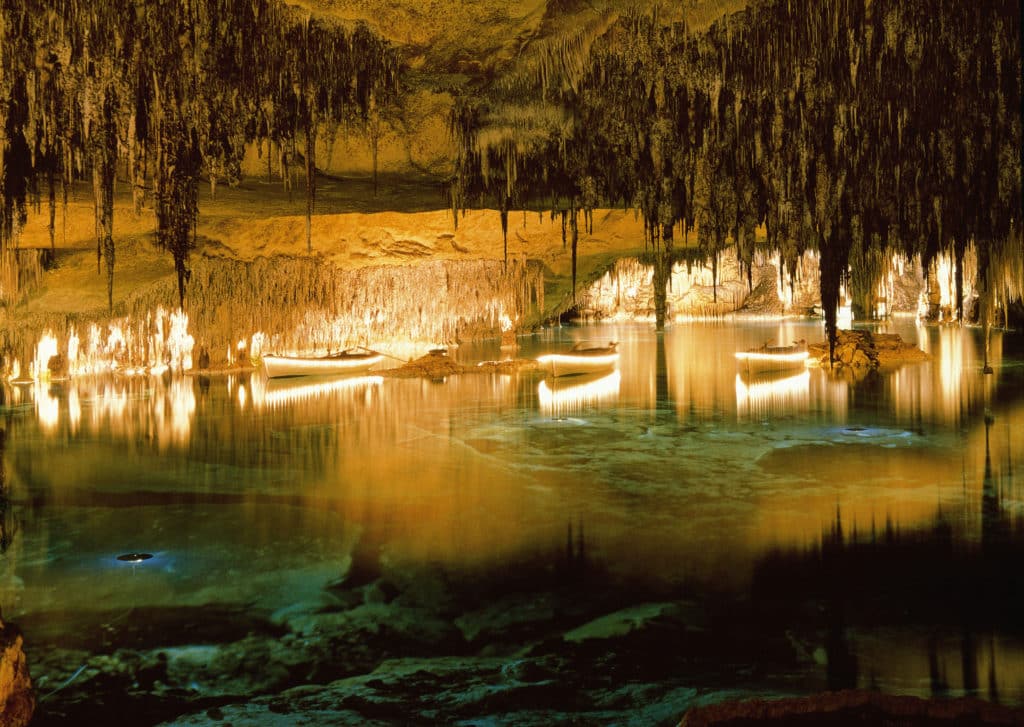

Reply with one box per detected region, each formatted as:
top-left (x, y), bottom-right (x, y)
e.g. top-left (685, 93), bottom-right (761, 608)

top-left (3, 319), bottom-right (1023, 723)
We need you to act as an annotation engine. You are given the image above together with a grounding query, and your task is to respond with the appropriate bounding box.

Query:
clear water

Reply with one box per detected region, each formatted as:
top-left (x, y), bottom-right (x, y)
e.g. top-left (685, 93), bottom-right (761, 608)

top-left (3, 319), bottom-right (1023, 722)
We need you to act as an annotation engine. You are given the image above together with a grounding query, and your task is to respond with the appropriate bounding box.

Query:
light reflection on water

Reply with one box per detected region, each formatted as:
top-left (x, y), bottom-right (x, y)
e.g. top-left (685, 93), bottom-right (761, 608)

top-left (1, 320), bottom-right (1023, 705)
top-left (537, 370), bottom-right (621, 417)
top-left (735, 369), bottom-right (811, 420)
top-left (2, 321), bottom-right (1021, 574)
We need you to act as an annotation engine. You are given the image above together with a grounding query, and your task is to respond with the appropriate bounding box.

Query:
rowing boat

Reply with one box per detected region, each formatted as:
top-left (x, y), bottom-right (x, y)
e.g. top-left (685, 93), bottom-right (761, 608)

top-left (536, 342), bottom-right (619, 378)
top-left (262, 350), bottom-right (383, 379)
top-left (734, 340), bottom-right (808, 374)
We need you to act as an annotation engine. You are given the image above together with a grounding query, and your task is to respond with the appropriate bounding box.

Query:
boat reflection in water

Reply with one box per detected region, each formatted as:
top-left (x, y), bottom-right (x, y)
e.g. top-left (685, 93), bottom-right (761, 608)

top-left (4, 321), bottom-right (1024, 722)
top-left (735, 369), bottom-right (810, 419)
top-left (249, 373), bottom-right (383, 410)
top-left (734, 340), bottom-right (809, 375)
top-left (538, 369), bottom-right (621, 417)
top-left (536, 342), bottom-right (619, 378)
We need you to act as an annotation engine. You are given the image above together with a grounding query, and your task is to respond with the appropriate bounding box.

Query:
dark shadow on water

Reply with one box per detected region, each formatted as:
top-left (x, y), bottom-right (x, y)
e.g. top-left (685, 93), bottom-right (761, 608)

top-left (750, 418), bottom-right (1024, 702)
top-left (15, 417), bottom-right (1024, 724)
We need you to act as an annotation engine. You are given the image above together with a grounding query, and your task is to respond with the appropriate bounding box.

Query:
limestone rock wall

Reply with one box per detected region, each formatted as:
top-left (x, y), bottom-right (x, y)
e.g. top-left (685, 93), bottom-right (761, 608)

top-left (160, 256), bottom-right (545, 361)
top-left (577, 247), bottom-right (928, 321)
top-left (576, 249), bottom-right (823, 320)
top-left (0, 256), bottom-right (545, 371)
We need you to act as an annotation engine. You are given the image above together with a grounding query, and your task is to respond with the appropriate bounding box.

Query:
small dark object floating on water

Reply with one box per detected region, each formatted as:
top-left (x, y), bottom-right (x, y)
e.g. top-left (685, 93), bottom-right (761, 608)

top-left (117, 552), bottom-right (153, 563)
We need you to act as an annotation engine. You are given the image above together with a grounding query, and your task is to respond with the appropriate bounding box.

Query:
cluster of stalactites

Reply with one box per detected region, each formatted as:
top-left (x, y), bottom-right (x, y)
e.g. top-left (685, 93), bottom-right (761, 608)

top-left (449, 0), bottom-right (1022, 351)
top-left (0, 0), bottom-right (400, 307)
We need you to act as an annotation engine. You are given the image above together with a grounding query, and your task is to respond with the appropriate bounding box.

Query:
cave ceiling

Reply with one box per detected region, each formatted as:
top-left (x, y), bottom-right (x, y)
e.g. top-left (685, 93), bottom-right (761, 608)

top-left (285, 0), bottom-right (749, 95)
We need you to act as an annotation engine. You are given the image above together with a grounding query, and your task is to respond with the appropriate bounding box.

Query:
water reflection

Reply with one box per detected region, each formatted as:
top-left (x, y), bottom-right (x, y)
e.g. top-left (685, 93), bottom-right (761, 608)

top-left (538, 370), bottom-right (621, 417)
top-left (752, 415), bottom-right (1024, 702)
top-left (249, 374), bottom-right (384, 410)
top-left (2, 376), bottom-right (199, 449)
top-left (1, 320), bottom-right (1023, 720)
top-left (735, 369), bottom-right (810, 420)
top-left (1, 321), bottom-right (1020, 575)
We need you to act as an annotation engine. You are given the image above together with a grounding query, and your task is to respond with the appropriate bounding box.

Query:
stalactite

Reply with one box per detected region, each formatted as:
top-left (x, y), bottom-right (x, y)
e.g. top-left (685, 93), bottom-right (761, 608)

top-left (0, 0), bottom-right (398, 306)
top-left (446, 0), bottom-right (1020, 329)
top-left (46, 163), bottom-right (54, 250)
top-left (570, 203), bottom-right (579, 304)
top-left (98, 92), bottom-right (117, 313)
top-left (305, 116), bottom-right (315, 254)
top-left (499, 195), bottom-right (509, 270)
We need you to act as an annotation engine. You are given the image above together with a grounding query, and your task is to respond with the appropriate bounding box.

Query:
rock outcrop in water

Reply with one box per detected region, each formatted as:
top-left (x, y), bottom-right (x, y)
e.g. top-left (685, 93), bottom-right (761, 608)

top-left (807, 329), bottom-right (929, 376)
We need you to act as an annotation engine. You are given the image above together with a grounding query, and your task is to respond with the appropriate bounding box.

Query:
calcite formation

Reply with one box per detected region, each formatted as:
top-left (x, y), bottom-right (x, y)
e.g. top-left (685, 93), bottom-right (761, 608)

top-left (0, 617), bottom-right (33, 727)
top-left (808, 329), bottom-right (930, 373)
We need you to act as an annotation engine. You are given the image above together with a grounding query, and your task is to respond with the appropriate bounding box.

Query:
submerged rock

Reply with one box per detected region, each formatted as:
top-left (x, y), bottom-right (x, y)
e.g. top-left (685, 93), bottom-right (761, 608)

top-left (679, 689), bottom-right (1024, 726)
top-left (563, 602), bottom-right (676, 643)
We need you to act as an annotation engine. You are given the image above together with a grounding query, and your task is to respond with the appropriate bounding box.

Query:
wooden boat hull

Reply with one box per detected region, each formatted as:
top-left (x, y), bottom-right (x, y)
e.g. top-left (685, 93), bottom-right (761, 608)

top-left (262, 353), bottom-right (383, 379)
top-left (536, 351), bottom-right (619, 378)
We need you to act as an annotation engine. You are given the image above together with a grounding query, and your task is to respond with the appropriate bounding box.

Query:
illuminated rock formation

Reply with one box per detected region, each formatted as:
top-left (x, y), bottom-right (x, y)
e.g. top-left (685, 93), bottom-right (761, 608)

top-left (0, 616), bottom-right (33, 727)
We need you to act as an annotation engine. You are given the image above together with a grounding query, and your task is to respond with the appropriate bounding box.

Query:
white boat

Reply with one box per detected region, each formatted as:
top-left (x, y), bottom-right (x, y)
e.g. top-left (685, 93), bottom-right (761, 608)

top-left (735, 340), bottom-right (808, 375)
top-left (262, 350), bottom-right (383, 379)
top-left (536, 342), bottom-right (619, 378)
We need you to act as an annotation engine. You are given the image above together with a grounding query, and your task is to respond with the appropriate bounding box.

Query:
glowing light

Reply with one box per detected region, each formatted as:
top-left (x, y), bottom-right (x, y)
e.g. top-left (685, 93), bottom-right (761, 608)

top-left (106, 324), bottom-right (126, 354)
top-left (250, 332), bottom-right (266, 359)
top-left (250, 374), bottom-right (383, 410)
top-left (535, 351), bottom-right (619, 378)
top-left (735, 370), bottom-right (810, 419)
top-left (32, 331), bottom-right (59, 380)
top-left (538, 370), bottom-right (621, 417)
top-left (237, 383), bottom-right (247, 409)
top-left (93, 383), bottom-right (128, 427)
top-left (164, 378), bottom-right (196, 446)
top-left (734, 346), bottom-right (809, 376)
top-left (68, 386), bottom-right (81, 433)
top-left (837, 302), bottom-right (853, 329)
top-left (35, 382), bottom-right (59, 431)
top-left (68, 329), bottom-right (80, 369)
top-left (734, 350), bottom-right (809, 365)
top-left (167, 309), bottom-right (194, 372)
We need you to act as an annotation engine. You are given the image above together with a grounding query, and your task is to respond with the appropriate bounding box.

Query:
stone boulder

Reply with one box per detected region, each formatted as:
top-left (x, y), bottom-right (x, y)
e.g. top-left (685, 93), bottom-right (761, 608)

top-left (0, 616), bottom-right (34, 727)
